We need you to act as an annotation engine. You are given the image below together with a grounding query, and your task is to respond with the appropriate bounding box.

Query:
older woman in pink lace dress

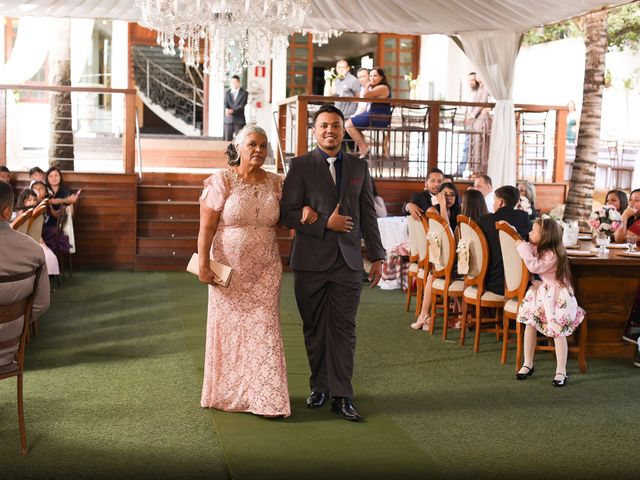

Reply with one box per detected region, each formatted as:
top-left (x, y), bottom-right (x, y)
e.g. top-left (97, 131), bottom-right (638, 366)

top-left (197, 126), bottom-right (290, 417)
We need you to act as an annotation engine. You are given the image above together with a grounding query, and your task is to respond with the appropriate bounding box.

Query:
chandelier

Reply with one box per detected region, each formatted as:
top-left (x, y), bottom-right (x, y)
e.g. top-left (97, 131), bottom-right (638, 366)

top-left (135, 0), bottom-right (312, 75)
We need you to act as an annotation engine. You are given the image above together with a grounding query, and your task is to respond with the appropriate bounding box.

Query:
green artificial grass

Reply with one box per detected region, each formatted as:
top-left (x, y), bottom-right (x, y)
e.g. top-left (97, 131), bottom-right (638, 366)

top-left (2, 271), bottom-right (639, 480)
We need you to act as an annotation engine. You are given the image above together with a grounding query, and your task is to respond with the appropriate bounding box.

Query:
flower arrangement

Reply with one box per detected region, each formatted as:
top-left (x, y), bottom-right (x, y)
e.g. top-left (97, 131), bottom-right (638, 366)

top-left (588, 205), bottom-right (622, 237)
top-left (324, 67), bottom-right (338, 82)
top-left (517, 196), bottom-right (532, 216)
top-left (403, 72), bottom-right (418, 89)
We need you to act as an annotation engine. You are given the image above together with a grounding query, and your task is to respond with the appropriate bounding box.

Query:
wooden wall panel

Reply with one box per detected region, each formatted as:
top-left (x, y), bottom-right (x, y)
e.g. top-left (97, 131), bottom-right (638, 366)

top-left (12, 172), bottom-right (137, 269)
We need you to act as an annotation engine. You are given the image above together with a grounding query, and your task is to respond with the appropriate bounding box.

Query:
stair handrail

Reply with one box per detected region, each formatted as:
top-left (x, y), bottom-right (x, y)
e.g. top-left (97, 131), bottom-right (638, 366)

top-left (134, 48), bottom-right (203, 95)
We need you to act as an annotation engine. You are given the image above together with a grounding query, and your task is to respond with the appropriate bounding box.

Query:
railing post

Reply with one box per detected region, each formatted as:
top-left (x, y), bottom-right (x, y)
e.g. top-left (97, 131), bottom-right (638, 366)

top-left (0, 90), bottom-right (5, 166)
top-left (554, 108), bottom-right (567, 183)
top-left (296, 97), bottom-right (309, 156)
top-left (146, 60), bottom-right (150, 97)
top-left (124, 92), bottom-right (136, 174)
top-left (428, 102), bottom-right (440, 172)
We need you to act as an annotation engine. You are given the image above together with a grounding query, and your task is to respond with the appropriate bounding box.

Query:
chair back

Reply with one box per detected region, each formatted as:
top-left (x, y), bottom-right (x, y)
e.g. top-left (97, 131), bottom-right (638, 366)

top-left (400, 105), bottom-right (428, 129)
top-left (27, 201), bottom-right (47, 244)
top-left (425, 211), bottom-right (455, 278)
top-left (496, 221), bottom-right (528, 302)
top-left (0, 267), bottom-right (42, 375)
top-left (10, 209), bottom-right (33, 234)
top-left (415, 214), bottom-right (429, 267)
top-left (456, 215), bottom-right (488, 288)
top-left (406, 216), bottom-right (421, 261)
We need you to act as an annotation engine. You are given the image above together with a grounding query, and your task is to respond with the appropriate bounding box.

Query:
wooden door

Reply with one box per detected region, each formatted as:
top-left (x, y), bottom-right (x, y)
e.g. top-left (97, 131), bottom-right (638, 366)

top-left (377, 34), bottom-right (420, 99)
top-left (286, 33), bottom-right (313, 97)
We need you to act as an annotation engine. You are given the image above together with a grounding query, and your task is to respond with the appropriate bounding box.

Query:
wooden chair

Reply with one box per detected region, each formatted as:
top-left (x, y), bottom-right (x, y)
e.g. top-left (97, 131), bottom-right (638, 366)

top-left (405, 216), bottom-right (421, 312)
top-left (0, 266), bottom-right (43, 456)
top-left (52, 205), bottom-right (73, 278)
top-left (496, 221), bottom-right (528, 367)
top-left (425, 211), bottom-right (464, 340)
top-left (414, 215), bottom-right (429, 316)
top-left (27, 200), bottom-right (47, 244)
top-left (457, 215), bottom-right (505, 353)
top-left (10, 209), bottom-right (33, 234)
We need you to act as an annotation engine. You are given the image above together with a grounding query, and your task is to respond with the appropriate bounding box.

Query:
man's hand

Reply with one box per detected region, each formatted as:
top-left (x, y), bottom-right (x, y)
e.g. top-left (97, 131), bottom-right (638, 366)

top-left (368, 260), bottom-right (383, 288)
top-left (301, 206), bottom-right (318, 225)
top-left (406, 202), bottom-right (423, 221)
top-left (326, 203), bottom-right (353, 233)
top-left (225, 108), bottom-right (233, 116)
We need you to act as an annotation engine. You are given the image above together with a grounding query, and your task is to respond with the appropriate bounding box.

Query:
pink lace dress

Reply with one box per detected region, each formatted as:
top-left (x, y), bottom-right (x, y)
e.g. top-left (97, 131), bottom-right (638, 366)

top-left (199, 168), bottom-right (290, 417)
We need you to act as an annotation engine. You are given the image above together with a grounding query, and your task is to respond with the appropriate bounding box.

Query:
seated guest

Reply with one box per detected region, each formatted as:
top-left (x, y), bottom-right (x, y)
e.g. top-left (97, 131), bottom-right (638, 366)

top-left (29, 166), bottom-right (46, 184)
top-left (427, 182), bottom-right (461, 232)
top-left (478, 185), bottom-right (532, 296)
top-left (352, 68), bottom-right (370, 117)
top-left (614, 188), bottom-right (640, 244)
top-left (0, 165), bottom-right (10, 184)
top-left (404, 167), bottom-right (445, 220)
top-left (412, 187), bottom-right (483, 331)
top-left (43, 167), bottom-right (79, 253)
top-left (0, 182), bottom-right (50, 367)
top-left (334, 59), bottom-right (362, 120)
top-left (517, 179), bottom-right (538, 220)
top-left (473, 174), bottom-right (495, 213)
top-left (31, 180), bottom-right (48, 204)
top-left (15, 188), bottom-right (38, 215)
top-left (605, 189), bottom-right (628, 215)
top-left (345, 66), bottom-right (392, 159)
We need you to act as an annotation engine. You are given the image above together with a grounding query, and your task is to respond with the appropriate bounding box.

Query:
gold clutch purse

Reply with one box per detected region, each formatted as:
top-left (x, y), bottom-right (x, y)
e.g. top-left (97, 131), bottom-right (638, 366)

top-left (186, 253), bottom-right (232, 287)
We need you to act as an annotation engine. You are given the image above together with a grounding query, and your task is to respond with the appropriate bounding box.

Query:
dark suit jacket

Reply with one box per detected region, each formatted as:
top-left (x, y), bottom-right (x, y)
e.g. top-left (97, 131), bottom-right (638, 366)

top-left (223, 88), bottom-right (248, 126)
top-left (478, 207), bottom-right (532, 295)
top-left (403, 190), bottom-right (436, 215)
top-left (281, 147), bottom-right (385, 272)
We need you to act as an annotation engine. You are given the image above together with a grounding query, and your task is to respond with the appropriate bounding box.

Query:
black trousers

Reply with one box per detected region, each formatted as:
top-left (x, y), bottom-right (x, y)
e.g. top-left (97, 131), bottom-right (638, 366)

top-left (293, 254), bottom-right (362, 398)
top-left (223, 122), bottom-right (245, 141)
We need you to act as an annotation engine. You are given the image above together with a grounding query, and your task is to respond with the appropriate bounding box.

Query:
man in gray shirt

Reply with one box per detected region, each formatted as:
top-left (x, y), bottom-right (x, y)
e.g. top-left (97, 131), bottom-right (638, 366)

top-left (334, 59), bottom-right (361, 119)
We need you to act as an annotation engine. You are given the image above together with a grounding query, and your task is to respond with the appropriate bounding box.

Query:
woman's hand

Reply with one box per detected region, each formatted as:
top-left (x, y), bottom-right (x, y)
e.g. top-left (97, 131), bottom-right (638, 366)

top-left (436, 191), bottom-right (447, 207)
top-left (622, 205), bottom-right (637, 220)
top-left (301, 205), bottom-right (318, 225)
top-left (198, 267), bottom-right (219, 285)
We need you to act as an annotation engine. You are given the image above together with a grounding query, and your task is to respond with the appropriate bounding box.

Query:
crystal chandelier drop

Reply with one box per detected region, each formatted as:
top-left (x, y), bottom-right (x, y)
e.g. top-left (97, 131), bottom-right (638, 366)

top-left (303, 29), bottom-right (343, 47)
top-left (135, 0), bottom-right (312, 75)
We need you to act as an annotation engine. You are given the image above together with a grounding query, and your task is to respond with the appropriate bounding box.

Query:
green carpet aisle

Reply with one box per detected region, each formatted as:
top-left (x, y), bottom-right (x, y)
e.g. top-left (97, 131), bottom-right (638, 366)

top-left (2, 271), bottom-right (639, 479)
top-left (0, 272), bottom-right (229, 480)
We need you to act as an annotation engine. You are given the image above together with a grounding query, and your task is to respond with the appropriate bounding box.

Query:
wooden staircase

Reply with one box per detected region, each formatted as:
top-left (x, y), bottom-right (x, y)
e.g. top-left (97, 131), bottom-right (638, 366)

top-left (134, 172), bottom-right (294, 271)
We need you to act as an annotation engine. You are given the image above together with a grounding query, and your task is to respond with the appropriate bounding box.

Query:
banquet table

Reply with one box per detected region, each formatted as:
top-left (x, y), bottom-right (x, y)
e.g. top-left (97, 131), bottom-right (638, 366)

top-left (376, 216), bottom-right (409, 290)
top-left (568, 240), bottom-right (640, 360)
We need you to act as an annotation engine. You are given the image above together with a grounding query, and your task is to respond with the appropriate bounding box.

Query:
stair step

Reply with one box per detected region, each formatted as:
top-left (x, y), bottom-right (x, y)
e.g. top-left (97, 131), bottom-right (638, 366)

top-left (137, 219), bottom-right (199, 236)
top-left (134, 254), bottom-right (191, 271)
top-left (137, 237), bottom-right (196, 256)
top-left (137, 202), bottom-right (199, 220)
top-left (137, 185), bottom-right (202, 202)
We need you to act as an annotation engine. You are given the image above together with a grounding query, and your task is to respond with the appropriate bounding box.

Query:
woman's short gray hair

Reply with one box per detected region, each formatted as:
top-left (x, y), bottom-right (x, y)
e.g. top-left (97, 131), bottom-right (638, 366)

top-left (227, 125), bottom-right (271, 166)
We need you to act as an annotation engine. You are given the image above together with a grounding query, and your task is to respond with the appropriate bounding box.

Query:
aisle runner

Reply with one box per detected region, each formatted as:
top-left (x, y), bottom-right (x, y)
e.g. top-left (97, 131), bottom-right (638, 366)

top-left (167, 273), bottom-right (434, 480)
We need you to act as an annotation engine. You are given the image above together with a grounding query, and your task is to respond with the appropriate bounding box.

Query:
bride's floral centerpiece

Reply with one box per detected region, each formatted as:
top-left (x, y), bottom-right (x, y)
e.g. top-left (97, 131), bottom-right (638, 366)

top-left (323, 67), bottom-right (338, 96)
top-left (588, 205), bottom-right (622, 239)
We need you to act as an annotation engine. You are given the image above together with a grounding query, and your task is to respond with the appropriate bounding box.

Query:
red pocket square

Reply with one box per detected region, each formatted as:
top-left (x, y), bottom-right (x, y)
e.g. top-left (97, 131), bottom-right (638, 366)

top-left (348, 177), bottom-right (363, 185)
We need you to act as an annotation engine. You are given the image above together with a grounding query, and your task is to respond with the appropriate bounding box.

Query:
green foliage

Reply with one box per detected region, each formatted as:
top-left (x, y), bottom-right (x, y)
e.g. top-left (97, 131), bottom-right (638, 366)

top-left (522, 3), bottom-right (640, 51)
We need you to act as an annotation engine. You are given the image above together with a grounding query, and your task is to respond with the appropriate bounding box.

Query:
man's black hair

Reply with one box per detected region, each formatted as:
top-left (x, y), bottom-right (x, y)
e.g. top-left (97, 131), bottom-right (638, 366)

top-left (495, 185), bottom-right (520, 208)
top-left (312, 105), bottom-right (345, 125)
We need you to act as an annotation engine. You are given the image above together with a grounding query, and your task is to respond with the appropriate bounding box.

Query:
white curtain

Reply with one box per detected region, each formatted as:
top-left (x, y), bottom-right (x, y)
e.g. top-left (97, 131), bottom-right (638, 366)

top-left (457, 30), bottom-right (521, 188)
top-left (71, 19), bottom-right (95, 84)
top-left (0, 17), bottom-right (51, 83)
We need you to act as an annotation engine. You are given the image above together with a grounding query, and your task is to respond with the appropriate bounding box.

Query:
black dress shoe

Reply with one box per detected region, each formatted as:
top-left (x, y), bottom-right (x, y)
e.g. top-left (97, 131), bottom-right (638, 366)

top-left (515, 365), bottom-right (535, 380)
top-left (306, 391), bottom-right (328, 409)
top-left (552, 373), bottom-right (568, 387)
top-left (331, 397), bottom-right (362, 422)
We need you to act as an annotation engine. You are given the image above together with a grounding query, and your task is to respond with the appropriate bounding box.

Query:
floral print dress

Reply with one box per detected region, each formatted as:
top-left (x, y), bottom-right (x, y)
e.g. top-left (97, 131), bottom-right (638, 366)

top-left (515, 243), bottom-right (585, 337)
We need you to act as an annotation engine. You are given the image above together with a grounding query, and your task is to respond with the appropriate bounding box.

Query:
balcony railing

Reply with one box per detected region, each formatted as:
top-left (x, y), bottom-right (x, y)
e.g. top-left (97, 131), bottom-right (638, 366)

top-left (0, 84), bottom-right (137, 173)
top-left (275, 95), bottom-right (569, 183)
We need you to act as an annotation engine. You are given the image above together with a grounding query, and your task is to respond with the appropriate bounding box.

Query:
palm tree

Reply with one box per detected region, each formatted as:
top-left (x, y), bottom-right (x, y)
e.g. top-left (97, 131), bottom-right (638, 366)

top-left (48, 18), bottom-right (74, 170)
top-left (564, 8), bottom-right (608, 227)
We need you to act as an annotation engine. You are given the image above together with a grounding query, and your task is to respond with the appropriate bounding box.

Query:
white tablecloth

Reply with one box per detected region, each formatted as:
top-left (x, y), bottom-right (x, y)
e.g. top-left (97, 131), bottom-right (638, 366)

top-left (377, 216), bottom-right (409, 290)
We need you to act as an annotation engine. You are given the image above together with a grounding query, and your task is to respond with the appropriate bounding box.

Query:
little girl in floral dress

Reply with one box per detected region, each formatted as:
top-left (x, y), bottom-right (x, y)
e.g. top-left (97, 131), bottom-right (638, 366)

top-left (515, 217), bottom-right (585, 387)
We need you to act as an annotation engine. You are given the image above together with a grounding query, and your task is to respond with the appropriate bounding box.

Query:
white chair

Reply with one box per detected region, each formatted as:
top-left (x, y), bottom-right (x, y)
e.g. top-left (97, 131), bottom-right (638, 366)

top-left (26, 200), bottom-right (47, 244)
top-left (426, 211), bottom-right (464, 340)
top-left (457, 215), bottom-right (505, 353)
top-left (404, 216), bottom-right (421, 312)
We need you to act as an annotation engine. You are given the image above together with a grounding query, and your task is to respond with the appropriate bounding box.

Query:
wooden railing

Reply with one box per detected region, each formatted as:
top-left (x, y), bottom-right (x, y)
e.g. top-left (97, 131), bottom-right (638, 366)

top-left (276, 95), bottom-right (568, 183)
top-left (0, 84), bottom-right (137, 173)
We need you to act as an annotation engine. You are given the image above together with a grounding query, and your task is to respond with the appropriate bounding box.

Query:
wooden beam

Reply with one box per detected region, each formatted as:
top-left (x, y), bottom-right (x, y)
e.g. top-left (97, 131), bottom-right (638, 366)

top-left (427, 103), bottom-right (440, 172)
top-left (295, 97), bottom-right (308, 156)
top-left (124, 92), bottom-right (136, 174)
top-left (554, 108), bottom-right (568, 183)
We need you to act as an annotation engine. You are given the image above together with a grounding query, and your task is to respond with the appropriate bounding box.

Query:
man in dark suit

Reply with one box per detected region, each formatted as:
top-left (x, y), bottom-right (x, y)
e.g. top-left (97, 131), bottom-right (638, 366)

top-left (478, 185), bottom-right (532, 295)
top-left (403, 167), bottom-right (444, 220)
top-left (223, 75), bottom-right (248, 141)
top-left (281, 105), bottom-right (385, 422)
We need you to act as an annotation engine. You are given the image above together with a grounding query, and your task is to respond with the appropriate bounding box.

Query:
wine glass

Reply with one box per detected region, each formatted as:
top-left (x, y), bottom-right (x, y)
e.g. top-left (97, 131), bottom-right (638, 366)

top-left (595, 232), bottom-right (610, 255)
top-left (627, 234), bottom-right (637, 252)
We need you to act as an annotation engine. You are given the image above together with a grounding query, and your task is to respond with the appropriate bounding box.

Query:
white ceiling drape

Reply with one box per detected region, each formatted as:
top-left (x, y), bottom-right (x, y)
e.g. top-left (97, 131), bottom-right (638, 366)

top-left (0, 16), bottom-right (50, 83)
top-left (457, 30), bottom-right (521, 187)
